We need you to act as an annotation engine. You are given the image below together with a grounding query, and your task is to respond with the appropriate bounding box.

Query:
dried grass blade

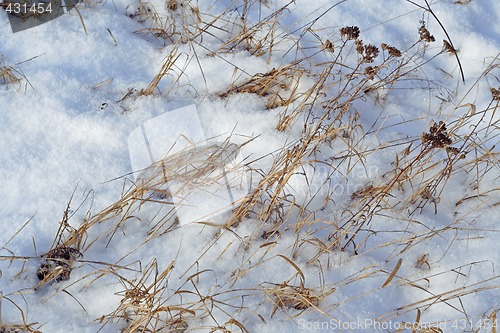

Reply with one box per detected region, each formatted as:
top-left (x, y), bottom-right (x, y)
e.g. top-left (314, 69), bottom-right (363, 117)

top-left (382, 258), bottom-right (403, 288)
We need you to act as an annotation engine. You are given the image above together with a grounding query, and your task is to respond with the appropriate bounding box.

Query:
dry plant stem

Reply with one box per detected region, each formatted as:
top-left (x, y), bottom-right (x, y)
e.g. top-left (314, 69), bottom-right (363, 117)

top-left (31, 187), bottom-right (87, 288)
top-left (140, 47), bottom-right (182, 96)
top-left (0, 293), bottom-right (42, 333)
top-left (405, 0), bottom-right (465, 82)
top-left (223, 24), bottom-right (457, 253)
top-left (0, 55), bottom-right (31, 90)
top-left (219, 59), bottom-right (305, 109)
top-left (342, 142), bottom-right (434, 249)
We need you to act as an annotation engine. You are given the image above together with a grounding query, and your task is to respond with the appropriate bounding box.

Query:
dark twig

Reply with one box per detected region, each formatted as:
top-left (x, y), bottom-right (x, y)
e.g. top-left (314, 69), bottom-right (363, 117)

top-left (407, 0), bottom-right (465, 82)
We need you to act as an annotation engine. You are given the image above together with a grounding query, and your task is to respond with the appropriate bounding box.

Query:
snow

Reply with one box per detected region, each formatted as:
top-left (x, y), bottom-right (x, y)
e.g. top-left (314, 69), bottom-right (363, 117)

top-left (1, 0), bottom-right (499, 332)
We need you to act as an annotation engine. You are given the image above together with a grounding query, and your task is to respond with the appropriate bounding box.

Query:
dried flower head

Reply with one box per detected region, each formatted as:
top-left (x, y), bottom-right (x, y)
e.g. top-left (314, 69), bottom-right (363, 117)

top-left (491, 87), bottom-right (500, 101)
top-left (422, 121), bottom-right (452, 148)
top-left (442, 39), bottom-right (457, 54)
top-left (363, 44), bottom-right (379, 63)
top-left (419, 23), bottom-right (435, 43)
top-left (446, 146), bottom-right (460, 155)
top-left (364, 66), bottom-right (378, 79)
top-left (168, 0), bottom-right (177, 11)
top-left (37, 246), bottom-right (82, 283)
top-left (381, 43), bottom-right (402, 57)
top-left (324, 39), bottom-right (334, 52)
top-left (340, 26), bottom-right (360, 40)
top-left (355, 39), bottom-right (364, 55)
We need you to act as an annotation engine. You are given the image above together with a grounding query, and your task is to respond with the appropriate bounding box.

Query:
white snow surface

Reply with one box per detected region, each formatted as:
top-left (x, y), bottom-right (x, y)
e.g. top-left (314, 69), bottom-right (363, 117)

top-left (0, 0), bottom-right (499, 332)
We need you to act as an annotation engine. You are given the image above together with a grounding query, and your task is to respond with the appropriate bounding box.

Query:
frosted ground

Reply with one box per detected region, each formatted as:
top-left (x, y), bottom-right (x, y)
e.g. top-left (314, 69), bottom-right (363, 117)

top-left (0, 0), bottom-right (499, 332)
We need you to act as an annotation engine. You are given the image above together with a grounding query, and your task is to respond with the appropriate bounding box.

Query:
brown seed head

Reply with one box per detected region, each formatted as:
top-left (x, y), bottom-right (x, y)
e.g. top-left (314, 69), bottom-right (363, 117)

top-left (419, 24), bottom-right (435, 43)
top-left (355, 39), bottom-right (364, 55)
top-left (442, 39), bottom-right (457, 54)
top-left (422, 121), bottom-right (452, 148)
top-left (381, 43), bottom-right (402, 57)
top-left (364, 66), bottom-right (378, 79)
top-left (491, 87), bottom-right (500, 101)
top-left (363, 44), bottom-right (379, 63)
top-left (324, 39), bottom-right (334, 52)
top-left (340, 26), bottom-right (360, 40)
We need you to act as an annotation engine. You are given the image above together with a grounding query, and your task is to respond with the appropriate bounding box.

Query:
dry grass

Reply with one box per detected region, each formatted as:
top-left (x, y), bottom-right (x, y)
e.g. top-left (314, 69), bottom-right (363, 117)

top-left (139, 46), bottom-right (183, 96)
top-left (0, 293), bottom-right (42, 333)
top-left (35, 192), bottom-right (86, 289)
top-left (1, 0), bottom-right (499, 332)
top-left (0, 56), bottom-right (24, 91)
top-left (97, 259), bottom-right (192, 333)
top-left (127, 0), bottom-right (203, 44)
top-left (218, 59), bottom-right (304, 109)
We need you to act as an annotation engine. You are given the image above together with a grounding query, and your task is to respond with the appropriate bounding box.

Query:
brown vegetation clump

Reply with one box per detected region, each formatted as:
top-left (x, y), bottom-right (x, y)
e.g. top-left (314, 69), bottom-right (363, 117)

top-left (418, 22), bottom-right (435, 42)
top-left (421, 121), bottom-right (452, 148)
top-left (37, 246), bottom-right (82, 283)
top-left (490, 87), bottom-right (500, 101)
top-left (381, 43), bottom-right (402, 57)
top-left (340, 25), bottom-right (360, 40)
